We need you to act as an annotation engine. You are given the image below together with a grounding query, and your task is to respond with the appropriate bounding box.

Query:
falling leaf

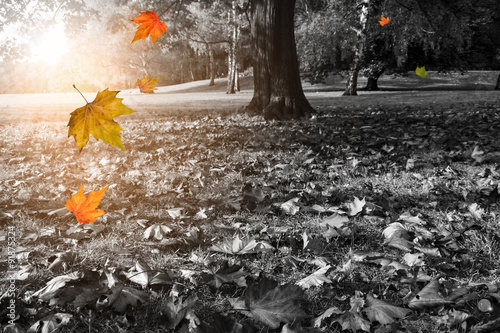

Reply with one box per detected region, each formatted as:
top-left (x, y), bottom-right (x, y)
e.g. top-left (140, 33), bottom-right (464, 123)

top-left (415, 66), bottom-right (428, 78)
top-left (363, 292), bottom-right (412, 324)
top-left (210, 235), bottom-right (274, 255)
top-left (136, 75), bottom-right (161, 94)
top-left (296, 265), bottom-right (332, 289)
top-left (68, 88), bottom-right (136, 151)
top-left (234, 277), bottom-right (306, 329)
top-left (379, 15), bottom-right (390, 26)
top-left (65, 185), bottom-right (108, 224)
top-left (131, 11), bottom-right (168, 45)
top-left (408, 279), bottom-right (453, 309)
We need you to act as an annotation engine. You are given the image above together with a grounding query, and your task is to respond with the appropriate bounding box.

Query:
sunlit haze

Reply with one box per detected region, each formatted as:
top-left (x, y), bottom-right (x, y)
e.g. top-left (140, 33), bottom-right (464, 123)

top-left (30, 24), bottom-right (69, 65)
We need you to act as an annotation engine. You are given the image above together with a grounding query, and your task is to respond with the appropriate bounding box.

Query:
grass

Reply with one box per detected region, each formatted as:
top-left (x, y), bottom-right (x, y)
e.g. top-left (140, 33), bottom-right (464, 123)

top-left (1, 72), bottom-right (500, 332)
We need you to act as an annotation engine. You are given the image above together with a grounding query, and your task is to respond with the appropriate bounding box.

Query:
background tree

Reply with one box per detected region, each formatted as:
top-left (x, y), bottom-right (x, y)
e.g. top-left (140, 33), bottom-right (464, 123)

top-left (245, 0), bottom-right (314, 119)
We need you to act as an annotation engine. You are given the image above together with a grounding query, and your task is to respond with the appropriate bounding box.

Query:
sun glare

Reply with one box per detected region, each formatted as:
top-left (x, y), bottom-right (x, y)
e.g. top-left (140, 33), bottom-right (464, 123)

top-left (30, 24), bottom-right (69, 65)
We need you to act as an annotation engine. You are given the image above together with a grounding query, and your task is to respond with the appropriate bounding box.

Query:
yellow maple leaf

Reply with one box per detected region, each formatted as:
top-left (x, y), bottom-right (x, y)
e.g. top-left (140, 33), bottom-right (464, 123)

top-left (415, 66), bottom-right (428, 78)
top-left (136, 75), bottom-right (161, 93)
top-left (68, 86), bottom-right (136, 151)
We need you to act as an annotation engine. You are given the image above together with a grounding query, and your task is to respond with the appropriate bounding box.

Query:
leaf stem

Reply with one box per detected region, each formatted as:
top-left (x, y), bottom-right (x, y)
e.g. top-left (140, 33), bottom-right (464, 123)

top-left (159, 8), bottom-right (171, 19)
top-left (73, 84), bottom-right (88, 104)
top-left (60, 215), bottom-right (74, 227)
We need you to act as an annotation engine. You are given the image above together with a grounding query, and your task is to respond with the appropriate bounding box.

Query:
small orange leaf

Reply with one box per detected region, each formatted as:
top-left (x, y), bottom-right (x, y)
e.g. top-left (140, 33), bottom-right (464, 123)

top-left (65, 185), bottom-right (108, 224)
top-left (131, 11), bottom-right (168, 45)
top-left (379, 16), bottom-right (390, 26)
top-left (136, 75), bottom-right (161, 93)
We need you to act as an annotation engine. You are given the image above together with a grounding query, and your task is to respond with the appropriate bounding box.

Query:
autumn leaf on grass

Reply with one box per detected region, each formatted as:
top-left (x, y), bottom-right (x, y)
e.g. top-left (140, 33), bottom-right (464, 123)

top-left (232, 277), bottom-right (306, 329)
top-left (28, 313), bottom-right (73, 333)
top-left (68, 87), bottom-right (136, 151)
top-left (194, 313), bottom-right (253, 333)
top-left (415, 66), bottom-right (428, 78)
top-left (296, 265), bottom-right (332, 289)
top-left (65, 185), bottom-right (108, 224)
top-left (210, 235), bottom-right (274, 255)
top-left (124, 259), bottom-right (172, 288)
top-left (96, 284), bottom-right (149, 313)
top-left (408, 279), bottom-right (453, 309)
top-left (163, 294), bottom-right (199, 329)
top-left (363, 292), bottom-right (412, 324)
top-left (379, 15), bottom-right (390, 26)
top-left (131, 10), bottom-right (169, 45)
top-left (136, 75), bottom-right (161, 93)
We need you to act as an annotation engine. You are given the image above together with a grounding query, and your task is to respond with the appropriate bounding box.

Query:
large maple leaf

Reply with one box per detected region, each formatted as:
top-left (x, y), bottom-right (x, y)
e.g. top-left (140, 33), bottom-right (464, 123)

top-left (233, 277), bottom-right (306, 329)
top-left (68, 88), bottom-right (136, 151)
top-left (131, 11), bottom-right (168, 45)
top-left (65, 185), bottom-right (108, 224)
top-left (136, 75), bottom-right (161, 93)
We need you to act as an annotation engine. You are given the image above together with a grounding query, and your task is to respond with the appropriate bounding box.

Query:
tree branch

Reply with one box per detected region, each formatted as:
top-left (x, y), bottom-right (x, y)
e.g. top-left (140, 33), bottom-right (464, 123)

top-left (395, 0), bottom-right (412, 12)
top-left (414, 0), bottom-right (437, 33)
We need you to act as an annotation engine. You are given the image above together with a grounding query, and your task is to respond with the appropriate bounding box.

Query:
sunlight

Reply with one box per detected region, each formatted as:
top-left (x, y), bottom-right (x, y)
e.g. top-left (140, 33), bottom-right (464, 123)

top-left (30, 23), bottom-right (69, 65)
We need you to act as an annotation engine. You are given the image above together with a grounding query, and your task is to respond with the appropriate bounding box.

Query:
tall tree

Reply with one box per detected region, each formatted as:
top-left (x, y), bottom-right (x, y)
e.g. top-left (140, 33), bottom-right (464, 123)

top-left (246, 0), bottom-right (314, 119)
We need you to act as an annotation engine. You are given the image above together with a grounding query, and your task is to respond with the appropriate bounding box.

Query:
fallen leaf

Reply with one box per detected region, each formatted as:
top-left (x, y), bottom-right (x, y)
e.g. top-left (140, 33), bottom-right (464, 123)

top-left (363, 292), bottom-right (412, 324)
top-left (408, 279), bottom-right (453, 309)
top-left (210, 235), bottom-right (274, 255)
top-left (144, 224), bottom-right (172, 240)
top-left (33, 271), bottom-right (84, 301)
top-left (68, 88), bottom-right (136, 151)
top-left (415, 66), bottom-right (428, 78)
top-left (194, 313), bottom-right (251, 333)
top-left (163, 294), bottom-right (199, 329)
top-left (27, 313), bottom-right (73, 333)
top-left (348, 197), bottom-right (365, 216)
top-left (379, 15), bottom-right (390, 26)
top-left (65, 185), bottom-right (108, 224)
top-left (96, 284), bottom-right (149, 313)
top-left (296, 265), bottom-right (332, 289)
top-left (131, 10), bottom-right (168, 45)
top-left (312, 306), bottom-right (343, 328)
top-left (209, 265), bottom-right (248, 288)
top-left (234, 277), bottom-right (306, 329)
top-left (136, 75), bottom-right (161, 93)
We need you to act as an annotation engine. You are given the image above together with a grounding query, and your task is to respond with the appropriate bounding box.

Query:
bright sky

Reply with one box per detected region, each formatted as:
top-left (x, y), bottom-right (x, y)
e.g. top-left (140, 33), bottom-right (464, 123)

top-left (29, 22), bottom-right (69, 65)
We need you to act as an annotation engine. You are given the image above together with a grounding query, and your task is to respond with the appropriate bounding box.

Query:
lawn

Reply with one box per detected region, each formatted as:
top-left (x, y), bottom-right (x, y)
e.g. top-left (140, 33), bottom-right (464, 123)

top-left (1, 72), bottom-right (500, 332)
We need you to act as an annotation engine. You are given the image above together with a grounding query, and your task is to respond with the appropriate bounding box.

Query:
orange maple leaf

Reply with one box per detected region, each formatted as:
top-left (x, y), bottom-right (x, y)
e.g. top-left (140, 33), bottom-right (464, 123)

top-left (65, 185), bottom-right (109, 224)
top-left (131, 10), bottom-right (169, 45)
top-left (136, 75), bottom-right (161, 93)
top-left (379, 16), bottom-right (390, 26)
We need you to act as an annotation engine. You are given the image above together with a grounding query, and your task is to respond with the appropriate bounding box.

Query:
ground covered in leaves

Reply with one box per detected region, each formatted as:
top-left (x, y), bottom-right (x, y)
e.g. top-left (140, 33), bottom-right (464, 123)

top-left (1, 87), bottom-right (500, 332)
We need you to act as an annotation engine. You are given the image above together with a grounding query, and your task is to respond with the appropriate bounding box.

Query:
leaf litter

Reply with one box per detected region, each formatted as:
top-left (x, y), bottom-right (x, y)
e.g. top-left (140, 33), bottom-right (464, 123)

top-left (1, 100), bottom-right (500, 331)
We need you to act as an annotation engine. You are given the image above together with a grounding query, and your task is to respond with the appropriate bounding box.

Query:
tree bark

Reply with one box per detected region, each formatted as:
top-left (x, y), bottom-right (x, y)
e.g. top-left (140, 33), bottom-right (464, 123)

top-left (227, 1), bottom-right (238, 94)
top-left (208, 44), bottom-right (215, 86)
top-left (495, 74), bottom-right (500, 90)
top-left (246, 0), bottom-right (314, 119)
top-left (343, 0), bottom-right (370, 96)
top-left (363, 67), bottom-right (385, 91)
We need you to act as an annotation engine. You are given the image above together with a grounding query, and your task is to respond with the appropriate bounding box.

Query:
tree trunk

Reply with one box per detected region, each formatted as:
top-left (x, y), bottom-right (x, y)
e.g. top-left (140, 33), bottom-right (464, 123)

top-left (235, 68), bottom-right (240, 91)
top-left (208, 44), bottom-right (215, 86)
top-left (363, 67), bottom-right (384, 91)
top-left (246, 0), bottom-right (314, 119)
top-left (227, 1), bottom-right (238, 94)
top-left (343, 0), bottom-right (370, 96)
top-left (495, 74), bottom-right (500, 90)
